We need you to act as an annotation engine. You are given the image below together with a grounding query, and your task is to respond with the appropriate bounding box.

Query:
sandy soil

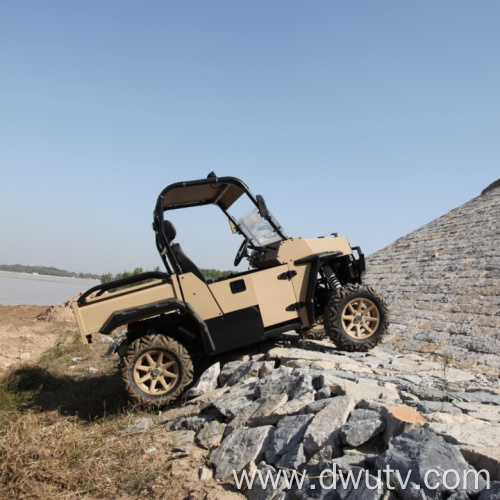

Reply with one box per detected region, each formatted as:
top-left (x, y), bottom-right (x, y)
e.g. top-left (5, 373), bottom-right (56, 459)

top-left (0, 305), bottom-right (60, 371)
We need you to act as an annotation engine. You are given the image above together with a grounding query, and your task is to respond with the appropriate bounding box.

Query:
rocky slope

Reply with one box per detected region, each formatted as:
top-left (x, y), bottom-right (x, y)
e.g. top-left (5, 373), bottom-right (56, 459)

top-left (364, 180), bottom-right (500, 371)
top-left (148, 339), bottom-right (500, 499)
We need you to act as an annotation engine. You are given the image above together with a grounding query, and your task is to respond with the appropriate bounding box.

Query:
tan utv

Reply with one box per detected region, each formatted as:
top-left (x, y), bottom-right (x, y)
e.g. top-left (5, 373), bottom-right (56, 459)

top-left (73, 173), bottom-right (389, 406)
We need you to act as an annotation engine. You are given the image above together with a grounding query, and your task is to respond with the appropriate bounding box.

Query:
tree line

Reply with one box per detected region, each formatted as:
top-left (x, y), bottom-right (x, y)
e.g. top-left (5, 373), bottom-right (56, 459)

top-left (1, 263), bottom-right (233, 284)
top-left (100, 267), bottom-right (233, 283)
top-left (0, 264), bottom-right (100, 280)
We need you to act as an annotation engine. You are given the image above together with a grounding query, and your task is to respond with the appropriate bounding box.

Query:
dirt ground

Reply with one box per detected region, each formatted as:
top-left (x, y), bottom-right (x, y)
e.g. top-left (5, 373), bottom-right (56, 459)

top-left (0, 304), bottom-right (68, 371)
top-left (0, 301), bottom-right (245, 499)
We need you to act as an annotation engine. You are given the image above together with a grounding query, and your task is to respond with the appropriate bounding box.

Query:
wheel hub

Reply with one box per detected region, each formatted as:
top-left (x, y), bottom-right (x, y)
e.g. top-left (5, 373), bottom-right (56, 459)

top-left (133, 349), bottom-right (180, 396)
top-left (341, 297), bottom-right (380, 339)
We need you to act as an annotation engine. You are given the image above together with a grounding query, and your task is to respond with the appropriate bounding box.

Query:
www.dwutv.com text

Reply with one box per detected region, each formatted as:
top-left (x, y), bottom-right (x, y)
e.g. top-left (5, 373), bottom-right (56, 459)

top-left (233, 465), bottom-right (489, 492)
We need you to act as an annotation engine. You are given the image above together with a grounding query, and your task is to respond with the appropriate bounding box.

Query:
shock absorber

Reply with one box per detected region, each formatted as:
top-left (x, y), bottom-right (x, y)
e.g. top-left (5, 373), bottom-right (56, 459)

top-left (323, 264), bottom-right (342, 293)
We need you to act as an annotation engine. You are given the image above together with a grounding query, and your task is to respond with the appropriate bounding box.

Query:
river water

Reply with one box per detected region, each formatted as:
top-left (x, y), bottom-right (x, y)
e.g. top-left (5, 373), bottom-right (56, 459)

top-left (0, 271), bottom-right (99, 306)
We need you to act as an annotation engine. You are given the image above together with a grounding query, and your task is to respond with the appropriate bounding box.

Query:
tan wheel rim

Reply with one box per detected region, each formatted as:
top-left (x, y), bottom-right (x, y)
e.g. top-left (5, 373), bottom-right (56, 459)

top-left (341, 297), bottom-right (380, 339)
top-left (133, 350), bottom-right (179, 396)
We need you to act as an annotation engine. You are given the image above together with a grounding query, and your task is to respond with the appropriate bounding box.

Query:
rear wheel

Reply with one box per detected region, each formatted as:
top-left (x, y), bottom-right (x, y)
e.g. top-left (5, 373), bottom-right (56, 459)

top-left (324, 284), bottom-right (389, 352)
top-left (305, 322), bottom-right (327, 341)
top-left (121, 334), bottom-right (194, 407)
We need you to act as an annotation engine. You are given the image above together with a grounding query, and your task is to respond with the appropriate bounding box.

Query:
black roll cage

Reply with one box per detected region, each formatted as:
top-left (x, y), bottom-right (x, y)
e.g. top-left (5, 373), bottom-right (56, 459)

top-left (152, 174), bottom-right (288, 276)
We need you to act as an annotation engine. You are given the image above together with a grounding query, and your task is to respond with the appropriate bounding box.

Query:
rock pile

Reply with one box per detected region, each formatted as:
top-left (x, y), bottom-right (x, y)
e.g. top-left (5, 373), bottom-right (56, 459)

top-left (365, 180), bottom-right (500, 372)
top-left (157, 341), bottom-right (500, 499)
top-left (36, 296), bottom-right (79, 324)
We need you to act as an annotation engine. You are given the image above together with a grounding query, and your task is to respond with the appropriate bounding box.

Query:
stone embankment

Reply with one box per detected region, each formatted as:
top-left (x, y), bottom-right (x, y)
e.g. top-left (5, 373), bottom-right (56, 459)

top-left (149, 339), bottom-right (500, 499)
top-left (365, 180), bottom-right (500, 372)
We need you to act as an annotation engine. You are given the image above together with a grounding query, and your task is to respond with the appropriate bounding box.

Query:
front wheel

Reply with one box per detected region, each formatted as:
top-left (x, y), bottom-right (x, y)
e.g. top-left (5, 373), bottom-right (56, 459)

top-left (121, 334), bottom-right (194, 407)
top-left (324, 284), bottom-right (389, 352)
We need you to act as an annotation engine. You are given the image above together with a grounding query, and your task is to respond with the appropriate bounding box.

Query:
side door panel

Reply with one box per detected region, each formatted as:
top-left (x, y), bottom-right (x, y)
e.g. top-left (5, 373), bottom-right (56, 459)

top-left (209, 265), bottom-right (299, 327)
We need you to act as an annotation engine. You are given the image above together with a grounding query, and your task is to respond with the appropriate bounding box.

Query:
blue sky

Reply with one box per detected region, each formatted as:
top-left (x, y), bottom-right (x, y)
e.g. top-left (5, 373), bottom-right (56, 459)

top-left (1, 1), bottom-right (499, 275)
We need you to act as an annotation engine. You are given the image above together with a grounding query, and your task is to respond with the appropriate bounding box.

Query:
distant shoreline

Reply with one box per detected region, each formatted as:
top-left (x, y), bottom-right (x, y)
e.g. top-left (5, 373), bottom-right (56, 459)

top-left (0, 270), bottom-right (99, 282)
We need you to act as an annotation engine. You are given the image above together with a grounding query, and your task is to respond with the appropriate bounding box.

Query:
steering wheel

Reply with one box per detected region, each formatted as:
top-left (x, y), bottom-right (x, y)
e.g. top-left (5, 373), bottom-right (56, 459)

top-left (234, 239), bottom-right (249, 267)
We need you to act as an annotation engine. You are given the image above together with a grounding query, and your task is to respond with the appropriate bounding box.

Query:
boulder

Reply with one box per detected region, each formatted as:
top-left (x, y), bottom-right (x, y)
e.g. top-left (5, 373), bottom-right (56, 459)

top-left (339, 408), bottom-right (386, 447)
top-left (196, 420), bottom-right (225, 450)
top-left (377, 427), bottom-right (486, 500)
top-left (210, 425), bottom-right (275, 481)
top-left (381, 405), bottom-right (426, 443)
top-left (266, 414), bottom-right (314, 464)
top-left (303, 396), bottom-right (355, 458)
top-left (183, 362), bottom-right (220, 398)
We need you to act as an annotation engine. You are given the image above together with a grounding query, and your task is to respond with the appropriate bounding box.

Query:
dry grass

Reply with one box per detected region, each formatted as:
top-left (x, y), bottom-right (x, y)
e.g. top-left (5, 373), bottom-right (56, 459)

top-left (0, 324), bottom-right (245, 500)
top-left (0, 411), bottom-right (174, 499)
top-left (0, 326), bottom-right (177, 500)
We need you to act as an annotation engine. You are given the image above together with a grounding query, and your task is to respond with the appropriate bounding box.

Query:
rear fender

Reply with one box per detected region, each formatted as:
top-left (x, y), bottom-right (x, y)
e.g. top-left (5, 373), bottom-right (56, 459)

top-left (102, 298), bottom-right (217, 355)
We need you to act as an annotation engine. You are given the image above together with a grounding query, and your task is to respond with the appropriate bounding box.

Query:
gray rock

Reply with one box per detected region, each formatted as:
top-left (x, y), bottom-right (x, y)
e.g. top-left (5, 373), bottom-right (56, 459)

top-left (452, 391), bottom-right (500, 406)
top-left (266, 414), bottom-right (314, 464)
top-left (171, 445), bottom-right (190, 459)
top-left (171, 413), bottom-right (217, 431)
top-left (339, 409), bottom-right (386, 447)
top-left (302, 398), bottom-right (338, 414)
top-left (267, 392), bottom-right (316, 420)
top-left (167, 429), bottom-right (196, 443)
top-left (319, 373), bottom-right (400, 404)
top-left (157, 403), bottom-right (201, 424)
top-left (303, 396), bottom-right (355, 458)
top-left (410, 400), bottom-right (462, 415)
top-left (123, 417), bottom-right (153, 434)
top-left (82, 367), bottom-right (98, 377)
top-left (455, 402), bottom-right (500, 423)
top-left (245, 462), bottom-right (287, 500)
top-left (259, 360), bottom-right (276, 378)
top-left (198, 466), bottom-right (213, 481)
top-left (478, 481), bottom-right (500, 499)
top-left (226, 360), bottom-right (261, 386)
top-left (377, 427), bottom-right (486, 499)
top-left (183, 362), bottom-right (220, 398)
top-left (99, 335), bottom-right (114, 343)
top-left (460, 446), bottom-right (500, 481)
top-left (224, 400), bottom-right (265, 436)
top-left (332, 454), bottom-right (367, 472)
top-left (211, 378), bottom-right (258, 419)
top-left (356, 377), bottom-right (380, 387)
top-left (219, 360), bottom-right (244, 386)
top-left (429, 422), bottom-right (500, 448)
top-left (224, 394), bottom-right (289, 434)
top-left (289, 460), bottom-right (338, 499)
top-left (315, 386), bottom-right (331, 400)
top-left (210, 425), bottom-right (275, 480)
top-left (447, 492), bottom-right (472, 500)
top-left (335, 471), bottom-right (387, 500)
top-left (248, 394), bottom-right (290, 426)
top-left (275, 443), bottom-right (307, 473)
top-left (255, 368), bottom-right (314, 400)
top-left (196, 420), bottom-right (225, 449)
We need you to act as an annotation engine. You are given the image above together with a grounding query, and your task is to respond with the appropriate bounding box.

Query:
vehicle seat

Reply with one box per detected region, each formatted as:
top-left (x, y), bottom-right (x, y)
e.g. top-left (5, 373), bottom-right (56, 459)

top-left (163, 220), bottom-right (206, 283)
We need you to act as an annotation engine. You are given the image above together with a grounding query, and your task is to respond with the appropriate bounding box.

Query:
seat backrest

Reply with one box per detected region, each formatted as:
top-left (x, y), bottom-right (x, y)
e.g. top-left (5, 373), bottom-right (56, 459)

top-left (171, 243), bottom-right (206, 283)
top-left (163, 220), bottom-right (206, 283)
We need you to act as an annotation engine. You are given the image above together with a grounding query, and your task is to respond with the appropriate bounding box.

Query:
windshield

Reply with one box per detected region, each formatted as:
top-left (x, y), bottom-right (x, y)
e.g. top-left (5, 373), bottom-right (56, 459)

top-left (237, 208), bottom-right (283, 247)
